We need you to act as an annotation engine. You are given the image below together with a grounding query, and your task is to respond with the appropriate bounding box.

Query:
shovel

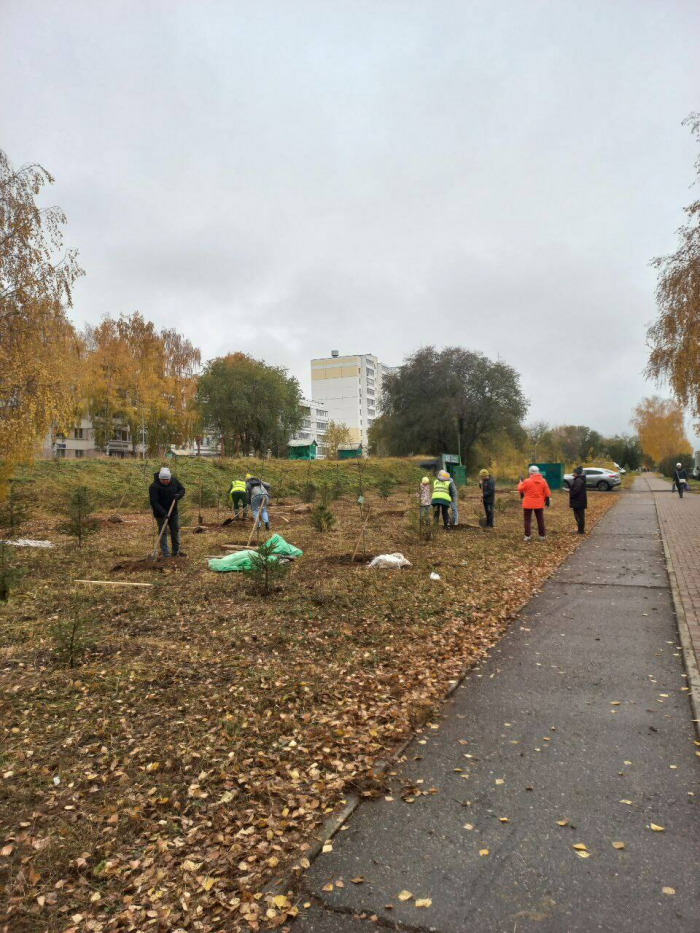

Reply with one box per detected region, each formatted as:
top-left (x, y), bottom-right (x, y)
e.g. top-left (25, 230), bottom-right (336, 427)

top-left (152, 499), bottom-right (176, 560)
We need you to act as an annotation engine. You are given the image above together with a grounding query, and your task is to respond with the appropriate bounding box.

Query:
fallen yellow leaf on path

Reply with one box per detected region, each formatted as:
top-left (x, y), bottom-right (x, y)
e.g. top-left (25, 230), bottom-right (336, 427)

top-left (612, 841), bottom-right (625, 850)
top-left (576, 851), bottom-right (590, 859)
top-left (650, 823), bottom-right (665, 832)
top-left (322, 843), bottom-right (333, 853)
top-left (479, 849), bottom-right (489, 857)
top-left (662, 887), bottom-right (675, 896)
top-left (495, 779), bottom-right (504, 785)
top-left (322, 884), bottom-right (333, 892)
top-left (572, 843), bottom-right (587, 851)
top-left (273, 895), bottom-right (291, 909)
top-left (499, 817), bottom-right (509, 823)
top-left (556, 820), bottom-right (569, 827)
top-left (398, 890), bottom-right (413, 901)
top-left (415, 898), bottom-right (432, 908)
top-left (463, 823), bottom-right (474, 830)
top-left (620, 799), bottom-right (632, 805)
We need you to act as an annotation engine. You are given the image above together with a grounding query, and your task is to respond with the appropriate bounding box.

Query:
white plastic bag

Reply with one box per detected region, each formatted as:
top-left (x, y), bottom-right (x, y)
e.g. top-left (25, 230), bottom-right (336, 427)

top-left (430, 572), bottom-right (441, 580)
top-left (368, 553), bottom-right (411, 570)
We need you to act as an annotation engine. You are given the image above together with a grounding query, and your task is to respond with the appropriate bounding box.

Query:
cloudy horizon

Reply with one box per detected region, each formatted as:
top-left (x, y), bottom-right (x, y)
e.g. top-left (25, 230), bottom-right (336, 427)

top-left (2, 0), bottom-right (699, 445)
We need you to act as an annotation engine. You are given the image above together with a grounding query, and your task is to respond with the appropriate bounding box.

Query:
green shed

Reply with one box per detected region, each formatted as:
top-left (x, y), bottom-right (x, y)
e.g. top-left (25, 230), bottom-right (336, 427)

top-left (288, 439), bottom-right (317, 460)
top-left (442, 453), bottom-right (466, 486)
top-left (337, 443), bottom-right (363, 460)
top-left (530, 462), bottom-right (564, 490)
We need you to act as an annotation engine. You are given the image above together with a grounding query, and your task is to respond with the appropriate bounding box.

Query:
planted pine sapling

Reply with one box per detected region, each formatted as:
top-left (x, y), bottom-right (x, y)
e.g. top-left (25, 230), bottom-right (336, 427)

top-left (50, 594), bottom-right (93, 668)
top-left (0, 480), bottom-right (32, 539)
top-left (0, 543), bottom-right (21, 602)
top-left (61, 486), bottom-right (99, 548)
top-left (310, 503), bottom-right (336, 533)
top-left (246, 538), bottom-right (289, 596)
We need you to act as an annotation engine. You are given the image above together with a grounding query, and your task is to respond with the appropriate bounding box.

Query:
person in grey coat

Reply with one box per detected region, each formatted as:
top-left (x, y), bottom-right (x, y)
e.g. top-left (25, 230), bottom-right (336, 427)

top-left (448, 475), bottom-right (459, 527)
top-left (246, 475), bottom-right (272, 530)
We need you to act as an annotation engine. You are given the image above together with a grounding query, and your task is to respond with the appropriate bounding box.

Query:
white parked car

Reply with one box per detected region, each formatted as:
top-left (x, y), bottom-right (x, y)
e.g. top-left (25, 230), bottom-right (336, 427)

top-left (563, 467), bottom-right (622, 491)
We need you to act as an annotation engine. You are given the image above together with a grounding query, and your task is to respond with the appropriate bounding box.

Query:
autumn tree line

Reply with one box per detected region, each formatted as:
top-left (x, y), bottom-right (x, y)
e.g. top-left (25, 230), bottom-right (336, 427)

top-left (3, 115), bottom-right (700, 492)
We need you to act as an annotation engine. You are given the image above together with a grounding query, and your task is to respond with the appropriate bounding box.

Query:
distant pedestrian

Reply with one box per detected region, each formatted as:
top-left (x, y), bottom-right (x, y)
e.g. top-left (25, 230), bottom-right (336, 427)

top-left (149, 467), bottom-right (187, 557)
top-left (568, 465), bottom-right (587, 534)
top-left (448, 473), bottom-right (459, 527)
top-left (517, 465), bottom-right (551, 542)
top-left (418, 476), bottom-right (432, 524)
top-left (672, 462), bottom-right (687, 498)
top-left (479, 469), bottom-right (496, 528)
top-left (432, 470), bottom-right (452, 530)
top-left (228, 477), bottom-right (248, 520)
top-left (246, 473), bottom-right (271, 530)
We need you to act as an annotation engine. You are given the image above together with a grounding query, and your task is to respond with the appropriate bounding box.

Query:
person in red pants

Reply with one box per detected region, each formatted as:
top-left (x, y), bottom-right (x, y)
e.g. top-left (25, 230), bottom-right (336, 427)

top-left (517, 465), bottom-right (551, 542)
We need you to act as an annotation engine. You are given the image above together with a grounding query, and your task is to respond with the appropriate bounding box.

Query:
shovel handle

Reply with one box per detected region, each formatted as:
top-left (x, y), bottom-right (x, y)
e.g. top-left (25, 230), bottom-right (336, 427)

top-left (154, 499), bottom-right (176, 557)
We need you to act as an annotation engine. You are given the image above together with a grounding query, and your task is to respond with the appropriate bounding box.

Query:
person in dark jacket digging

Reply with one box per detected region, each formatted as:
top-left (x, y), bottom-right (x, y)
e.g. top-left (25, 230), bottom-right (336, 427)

top-left (479, 468), bottom-right (496, 528)
top-left (149, 467), bottom-right (187, 557)
top-left (672, 462), bottom-right (687, 499)
top-left (569, 465), bottom-right (587, 535)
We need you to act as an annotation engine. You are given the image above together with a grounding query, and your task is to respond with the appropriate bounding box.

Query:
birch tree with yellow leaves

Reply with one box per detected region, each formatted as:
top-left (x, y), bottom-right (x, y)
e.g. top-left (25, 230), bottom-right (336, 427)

top-left (632, 396), bottom-right (691, 466)
top-left (82, 313), bottom-right (200, 455)
top-left (0, 151), bottom-right (83, 487)
top-left (647, 114), bottom-right (700, 427)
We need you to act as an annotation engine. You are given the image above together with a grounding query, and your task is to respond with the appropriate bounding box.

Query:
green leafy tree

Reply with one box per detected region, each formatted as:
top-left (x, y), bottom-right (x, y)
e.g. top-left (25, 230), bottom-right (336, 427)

top-left (196, 353), bottom-right (302, 456)
top-left (658, 453), bottom-right (694, 478)
top-left (603, 435), bottom-right (642, 471)
top-left (371, 346), bottom-right (527, 464)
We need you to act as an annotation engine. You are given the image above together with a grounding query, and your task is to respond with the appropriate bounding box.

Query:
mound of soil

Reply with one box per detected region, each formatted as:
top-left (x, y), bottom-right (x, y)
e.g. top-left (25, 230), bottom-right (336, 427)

top-left (319, 553), bottom-right (378, 566)
top-left (111, 556), bottom-right (189, 573)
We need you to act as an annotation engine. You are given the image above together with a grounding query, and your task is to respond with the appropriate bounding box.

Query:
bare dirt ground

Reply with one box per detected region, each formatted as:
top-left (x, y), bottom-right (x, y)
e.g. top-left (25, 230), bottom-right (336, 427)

top-left (0, 484), bottom-right (619, 932)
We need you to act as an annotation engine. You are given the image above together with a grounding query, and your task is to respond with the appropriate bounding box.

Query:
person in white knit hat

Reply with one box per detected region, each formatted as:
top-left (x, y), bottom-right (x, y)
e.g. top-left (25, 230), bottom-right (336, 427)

top-left (148, 466), bottom-right (187, 557)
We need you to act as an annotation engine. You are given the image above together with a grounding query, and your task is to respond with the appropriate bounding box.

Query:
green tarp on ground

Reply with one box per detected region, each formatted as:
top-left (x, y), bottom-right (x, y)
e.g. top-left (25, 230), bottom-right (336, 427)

top-left (208, 534), bottom-right (303, 572)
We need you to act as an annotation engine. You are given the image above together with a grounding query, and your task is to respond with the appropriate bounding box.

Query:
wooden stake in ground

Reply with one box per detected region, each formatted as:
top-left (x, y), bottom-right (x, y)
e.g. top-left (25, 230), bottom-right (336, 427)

top-left (76, 579), bottom-right (154, 588)
top-left (351, 507), bottom-right (372, 562)
top-left (246, 494), bottom-right (268, 548)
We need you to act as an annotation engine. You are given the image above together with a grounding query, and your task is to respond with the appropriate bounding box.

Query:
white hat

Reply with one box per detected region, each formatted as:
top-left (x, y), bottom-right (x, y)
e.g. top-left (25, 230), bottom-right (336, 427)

top-left (676, 463), bottom-right (682, 468)
top-left (528, 464), bottom-right (540, 474)
top-left (159, 467), bottom-right (172, 480)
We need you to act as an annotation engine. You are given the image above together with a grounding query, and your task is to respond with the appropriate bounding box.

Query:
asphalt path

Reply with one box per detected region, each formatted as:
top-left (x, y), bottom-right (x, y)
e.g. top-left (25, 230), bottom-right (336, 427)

top-left (293, 480), bottom-right (699, 932)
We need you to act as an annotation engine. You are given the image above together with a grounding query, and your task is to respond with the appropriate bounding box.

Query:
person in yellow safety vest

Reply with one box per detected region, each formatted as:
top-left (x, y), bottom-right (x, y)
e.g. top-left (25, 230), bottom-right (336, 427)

top-left (432, 470), bottom-right (453, 530)
top-left (228, 477), bottom-right (248, 520)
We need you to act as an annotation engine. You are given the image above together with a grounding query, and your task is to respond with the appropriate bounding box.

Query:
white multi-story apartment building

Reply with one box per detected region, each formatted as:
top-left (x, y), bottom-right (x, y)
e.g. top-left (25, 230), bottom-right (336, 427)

top-left (310, 351), bottom-right (395, 448)
top-left (290, 398), bottom-right (329, 456)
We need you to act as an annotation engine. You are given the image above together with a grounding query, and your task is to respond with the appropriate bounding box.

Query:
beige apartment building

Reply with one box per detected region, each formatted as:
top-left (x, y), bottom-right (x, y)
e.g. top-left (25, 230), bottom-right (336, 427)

top-left (310, 351), bottom-right (395, 448)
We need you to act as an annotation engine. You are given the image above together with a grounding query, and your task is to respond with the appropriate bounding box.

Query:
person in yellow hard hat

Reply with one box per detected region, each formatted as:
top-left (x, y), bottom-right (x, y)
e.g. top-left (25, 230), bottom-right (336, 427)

top-left (432, 470), bottom-right (452, 530)
top-left (228, 476), bottom-right (248, 520)
top-left (479, 468), bottom-right (496, 528)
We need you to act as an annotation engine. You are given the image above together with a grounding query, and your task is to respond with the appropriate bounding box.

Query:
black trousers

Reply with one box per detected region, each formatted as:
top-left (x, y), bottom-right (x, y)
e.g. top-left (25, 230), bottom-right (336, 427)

top-left (573, 508), bottom-right (586, 534)
top-left (483, 500), bottom-right (494, 527)
top-left (433, 503), bottom-right (450, 528)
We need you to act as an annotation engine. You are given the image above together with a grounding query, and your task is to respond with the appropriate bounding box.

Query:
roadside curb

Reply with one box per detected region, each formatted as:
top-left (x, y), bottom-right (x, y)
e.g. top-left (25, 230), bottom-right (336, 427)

top-left (651, 490), bottom-right (700, 741)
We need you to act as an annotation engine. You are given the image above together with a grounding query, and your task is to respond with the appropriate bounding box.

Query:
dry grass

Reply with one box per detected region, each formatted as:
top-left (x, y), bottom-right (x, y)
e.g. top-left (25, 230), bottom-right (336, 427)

top-left (0, 477), bottom-right (619, 932)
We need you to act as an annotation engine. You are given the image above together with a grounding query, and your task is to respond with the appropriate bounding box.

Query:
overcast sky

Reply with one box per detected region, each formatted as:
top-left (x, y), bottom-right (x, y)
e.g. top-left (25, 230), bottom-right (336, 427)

top-left (2, 0), bottom-right (699, 443)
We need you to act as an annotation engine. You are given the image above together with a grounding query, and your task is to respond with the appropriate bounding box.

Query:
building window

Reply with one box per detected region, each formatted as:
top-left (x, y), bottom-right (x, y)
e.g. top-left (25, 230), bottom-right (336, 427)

top-left (74, 449), bottom-right (84, 458)
top-left (74, 427), bottom-right (84, 439)
top-left (56, 448), bottom-right (66, 458)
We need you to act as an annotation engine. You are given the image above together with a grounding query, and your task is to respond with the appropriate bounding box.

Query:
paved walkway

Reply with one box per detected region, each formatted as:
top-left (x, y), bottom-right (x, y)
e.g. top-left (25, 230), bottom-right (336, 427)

top-left (642, 474), bottom-right (700, 693)
top-left (293, 479), bottom-right (700, 932)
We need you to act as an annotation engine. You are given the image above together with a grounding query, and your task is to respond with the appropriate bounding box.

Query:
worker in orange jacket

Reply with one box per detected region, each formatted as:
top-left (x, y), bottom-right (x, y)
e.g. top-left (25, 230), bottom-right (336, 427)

top-left (517, 465), bottom-right (551, 542)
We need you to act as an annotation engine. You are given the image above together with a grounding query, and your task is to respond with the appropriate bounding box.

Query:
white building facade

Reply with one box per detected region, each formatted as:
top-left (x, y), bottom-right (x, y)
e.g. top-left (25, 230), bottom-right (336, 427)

top-left (310, 351), bottom-right (395, 448)
top-left (290, 398), bottom-right (329, 456)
